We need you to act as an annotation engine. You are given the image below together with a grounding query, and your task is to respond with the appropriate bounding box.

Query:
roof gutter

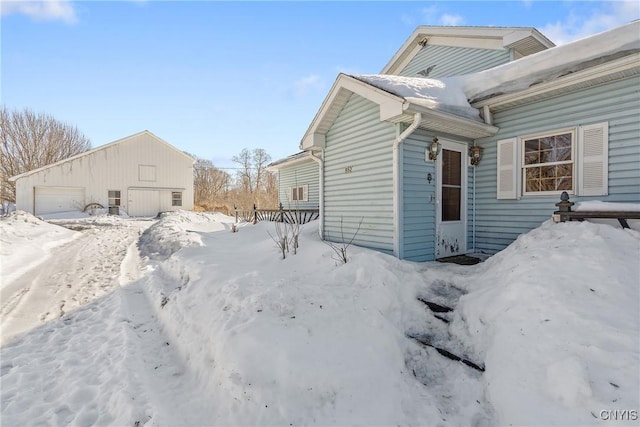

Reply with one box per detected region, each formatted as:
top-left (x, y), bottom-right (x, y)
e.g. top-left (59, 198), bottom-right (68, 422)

top-left (393, 112), bottom-right (422, 258)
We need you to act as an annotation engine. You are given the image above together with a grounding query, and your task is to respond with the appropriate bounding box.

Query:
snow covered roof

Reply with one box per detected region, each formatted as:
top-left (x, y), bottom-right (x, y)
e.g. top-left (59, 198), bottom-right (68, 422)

top-left (382, 26), bottom-right (555, 75)
top-left (458, 20), bottom-right (640, 106)
top-left (350, 74), bottom-right (481, 121)
top-left (299, 21), bottom-right (638, 151)
top-left (9, 130), bottom-right (195, 181)
top-left (299, 73), bottom-right (498, 150)
top-left (267, 151), bottom-right (318, 170)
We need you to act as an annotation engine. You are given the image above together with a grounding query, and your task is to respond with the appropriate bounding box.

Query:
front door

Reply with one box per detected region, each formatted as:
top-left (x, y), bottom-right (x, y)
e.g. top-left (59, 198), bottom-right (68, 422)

top-left (436, 140), bottom-right (467, 258)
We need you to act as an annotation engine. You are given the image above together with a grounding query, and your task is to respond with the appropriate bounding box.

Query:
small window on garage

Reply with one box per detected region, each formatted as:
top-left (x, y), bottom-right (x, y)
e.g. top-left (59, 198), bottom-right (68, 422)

top-left (108, 190), bottom-right (121, 206)
top-left (139, 165), bottom-right (157, 182)
top-left (172, 192), bottom-right (182, 207)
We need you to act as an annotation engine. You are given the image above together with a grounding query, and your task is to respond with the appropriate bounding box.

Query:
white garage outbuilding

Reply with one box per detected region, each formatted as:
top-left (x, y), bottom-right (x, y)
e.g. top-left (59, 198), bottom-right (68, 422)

top-left (10, 131), bottom-right (194, 217)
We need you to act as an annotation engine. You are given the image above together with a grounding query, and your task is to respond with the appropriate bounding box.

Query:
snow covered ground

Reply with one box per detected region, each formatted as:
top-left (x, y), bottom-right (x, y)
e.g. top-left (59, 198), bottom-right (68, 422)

top-left (1, 210), bottom-right (638, 426)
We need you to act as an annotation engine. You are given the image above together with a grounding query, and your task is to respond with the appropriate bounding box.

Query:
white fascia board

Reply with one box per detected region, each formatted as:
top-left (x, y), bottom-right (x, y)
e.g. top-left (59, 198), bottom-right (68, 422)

top-left (503, 29), bottom-right (555, 50)
top-left (339, 76), bottom-right (404, 107)
top-left (300, 74), bottom-right (404, 150)
top-left (267, 153), bottom-right (315, 171)
top-left (301, 133), bottom-right (326, 151)
top-left (381, 26), bottom-right (551, 74)
top-left (471, 53), bottom-right (640, 110)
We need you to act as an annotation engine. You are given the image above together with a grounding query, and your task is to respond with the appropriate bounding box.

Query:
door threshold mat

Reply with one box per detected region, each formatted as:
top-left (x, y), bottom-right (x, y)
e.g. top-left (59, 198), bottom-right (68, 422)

top-left (436, 255), bottom-right (482, 265)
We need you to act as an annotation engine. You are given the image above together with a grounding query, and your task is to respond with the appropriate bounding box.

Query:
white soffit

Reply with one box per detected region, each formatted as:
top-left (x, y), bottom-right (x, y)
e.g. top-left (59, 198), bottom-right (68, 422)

top-left (300, 74), bottom-right (404, 150)
top-left (382, 26), bottom-right (554, 75)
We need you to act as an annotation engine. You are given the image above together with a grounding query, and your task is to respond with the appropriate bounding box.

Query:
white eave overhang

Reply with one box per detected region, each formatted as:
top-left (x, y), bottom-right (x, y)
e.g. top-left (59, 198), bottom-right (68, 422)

top-left (300, 74), bottom-right (406, 150)
top-left (267, 152), bottom-right (317, 171)
top-left (471, 53), bottom-right (640, 112)
top-left (299, 73), bottom-right (499, 150)
top-left (402, 103), bottom-right (499, 139)
top-left (382, 26), bottom-right (554, 75)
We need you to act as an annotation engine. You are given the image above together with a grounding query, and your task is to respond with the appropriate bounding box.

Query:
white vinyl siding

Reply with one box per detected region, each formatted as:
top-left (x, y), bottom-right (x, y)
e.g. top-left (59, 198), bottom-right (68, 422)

top-left (12, 132), bottom-right (194, 215)
top-left (139, 165), bottom-right (157, 182)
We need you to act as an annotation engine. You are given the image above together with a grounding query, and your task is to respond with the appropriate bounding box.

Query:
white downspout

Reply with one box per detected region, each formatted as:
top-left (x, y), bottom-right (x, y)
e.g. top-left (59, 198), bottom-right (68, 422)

top-left (393, 112), bottom-right (422, 258)
top-left (472, 164), bottom-right (476, 253)
top-left (472, 104), bottom-right (492, 253)
top-left (310, 151), bottom-right (324, 238)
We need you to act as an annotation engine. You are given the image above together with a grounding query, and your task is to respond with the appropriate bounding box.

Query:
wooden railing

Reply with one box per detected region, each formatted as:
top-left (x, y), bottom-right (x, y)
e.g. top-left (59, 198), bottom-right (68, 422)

top-left (234, 203), bottom-right (319, 225)
top-left (553, 192), bottom-right (640, 229)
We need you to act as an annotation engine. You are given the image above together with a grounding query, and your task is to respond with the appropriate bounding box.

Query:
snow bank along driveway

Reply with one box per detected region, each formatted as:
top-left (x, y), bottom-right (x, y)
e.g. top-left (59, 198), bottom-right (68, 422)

top-left (1, 210), bottom-right (638, 426)
top-left (1, 214), bottom-right (150, 344)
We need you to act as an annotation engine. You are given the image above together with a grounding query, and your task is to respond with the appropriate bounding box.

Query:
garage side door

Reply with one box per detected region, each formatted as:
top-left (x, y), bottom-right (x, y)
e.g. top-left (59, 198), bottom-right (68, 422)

top-left (35, 186), bottom-right (85, 215)
top-left (128, 189), bottom-right (160, 217)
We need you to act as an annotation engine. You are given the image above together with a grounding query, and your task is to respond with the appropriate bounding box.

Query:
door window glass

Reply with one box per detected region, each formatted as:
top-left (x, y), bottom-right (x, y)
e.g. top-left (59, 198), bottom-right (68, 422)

top-left (442, 149), bottom-right (461, 221)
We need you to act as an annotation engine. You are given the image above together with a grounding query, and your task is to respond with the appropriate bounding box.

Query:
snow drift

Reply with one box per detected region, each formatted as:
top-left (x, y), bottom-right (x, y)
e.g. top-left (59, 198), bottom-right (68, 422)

top-left (1, 210), bottom-right (638, 426)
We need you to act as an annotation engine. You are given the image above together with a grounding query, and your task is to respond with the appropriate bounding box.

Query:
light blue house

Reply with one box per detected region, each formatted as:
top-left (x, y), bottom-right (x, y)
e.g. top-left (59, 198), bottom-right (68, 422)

top-left (267, 151), bottom-right (321, 210)
top-left (287, 23), bottom-right (640, 261)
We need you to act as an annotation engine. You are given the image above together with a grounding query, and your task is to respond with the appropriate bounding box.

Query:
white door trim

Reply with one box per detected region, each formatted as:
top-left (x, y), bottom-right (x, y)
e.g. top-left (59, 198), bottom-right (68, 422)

top-left (435, 139), bottom-right (468, 258)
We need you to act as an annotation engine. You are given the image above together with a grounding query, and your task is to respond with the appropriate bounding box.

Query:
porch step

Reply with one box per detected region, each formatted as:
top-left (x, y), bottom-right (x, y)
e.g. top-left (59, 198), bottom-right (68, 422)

top-left (417, 297), bottom-right (453, 313)
top-left (407, 334), bottom-right (485, 372)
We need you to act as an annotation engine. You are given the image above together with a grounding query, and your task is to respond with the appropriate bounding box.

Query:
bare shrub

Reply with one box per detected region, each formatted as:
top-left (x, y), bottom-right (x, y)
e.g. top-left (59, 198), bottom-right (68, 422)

top-left (324, 217), bottom-right (363, 264)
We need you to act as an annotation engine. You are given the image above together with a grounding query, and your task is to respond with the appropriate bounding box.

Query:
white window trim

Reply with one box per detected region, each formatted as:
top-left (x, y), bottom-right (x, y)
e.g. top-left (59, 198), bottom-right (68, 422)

top-left (289, 184), bottom-right (309, 202)
top-left (108, 190), bottom-right (121, 207)
top-left (139, 164), bottom-right (157, 182)
top-left (520, 127), bottom-right (577, 197)
top-left (171, 191), bottom-right (182, 207)
top-left (496, 123), bottom-right (608, 200)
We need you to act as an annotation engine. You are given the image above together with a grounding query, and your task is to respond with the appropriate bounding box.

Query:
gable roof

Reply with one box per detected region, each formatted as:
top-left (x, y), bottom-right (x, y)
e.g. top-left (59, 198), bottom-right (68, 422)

top-left (382, 26), bottom-right (555, 75)
top-left (459, 20), bottom-right (640, 110)
top-left (267, 151), bottom-right (318, 171)
top-left (299, 73), bottom-right (498, 150)
top-left (9, 130), bottom-right (194, 181)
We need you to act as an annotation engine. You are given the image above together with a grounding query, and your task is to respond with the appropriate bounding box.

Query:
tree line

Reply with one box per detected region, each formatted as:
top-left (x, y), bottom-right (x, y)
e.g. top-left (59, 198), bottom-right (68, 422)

top-left (1, 106), bottom-right (278, 213)
top-left (193, 148), bottom-right (278, 214)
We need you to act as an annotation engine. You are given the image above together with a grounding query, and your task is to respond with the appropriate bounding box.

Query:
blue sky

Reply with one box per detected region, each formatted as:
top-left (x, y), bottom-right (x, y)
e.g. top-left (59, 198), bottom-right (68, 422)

top-left (2, 1), bottom-right (638, 169)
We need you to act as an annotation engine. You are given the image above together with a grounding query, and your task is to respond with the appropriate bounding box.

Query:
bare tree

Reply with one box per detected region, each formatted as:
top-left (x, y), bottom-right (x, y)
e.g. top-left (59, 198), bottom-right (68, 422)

top-left (231, 148), bottom-right (276, 209)
top-left (0, 106), bottom-right (91, 202)
top-left (193, 157), bottom-right (231, 210)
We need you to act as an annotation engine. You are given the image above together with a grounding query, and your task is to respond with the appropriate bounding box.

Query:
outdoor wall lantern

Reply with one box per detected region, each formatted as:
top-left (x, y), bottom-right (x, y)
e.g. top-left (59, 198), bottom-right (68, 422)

top-left (469, 144), bottom-right (483, 166)
top-left (428, 136), bottom-right (441, 161)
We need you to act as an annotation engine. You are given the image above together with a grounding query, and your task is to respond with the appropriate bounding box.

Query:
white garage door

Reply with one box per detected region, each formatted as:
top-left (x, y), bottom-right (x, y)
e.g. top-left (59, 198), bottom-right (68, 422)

top-left (128, 189), bottom-right (161, 217)
top-left (34, 186), bottom-right (85, 215)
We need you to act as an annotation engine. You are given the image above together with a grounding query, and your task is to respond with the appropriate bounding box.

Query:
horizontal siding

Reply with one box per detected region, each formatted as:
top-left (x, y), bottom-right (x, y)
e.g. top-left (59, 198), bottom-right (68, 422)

top-left (277, 159), bottom-right (319, 209)
top-left (402, 128), bottom-right (436, 261)
top-left (471, 75), bottom-right (640, 254)
top-left (324, 94), bottom-right (396, 254)
top-left (400, 45), bottom-right (511, 78)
